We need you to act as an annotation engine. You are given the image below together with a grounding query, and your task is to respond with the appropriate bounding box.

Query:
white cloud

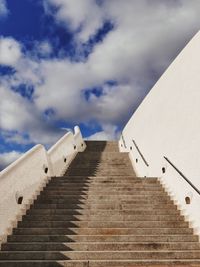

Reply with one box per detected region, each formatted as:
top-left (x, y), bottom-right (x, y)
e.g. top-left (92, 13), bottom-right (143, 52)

top-left (45, 0), bottom-right (106, 42)
top-left (2, 0), bottom-right (200, 147)
top-left (37, 41), bottom-right (53, 56)
top-left (38, 0), bottom-right (200, 129)
top-left (87, 124), bottom-right (120, 141)
top-left (0, 37), bottom-right (22, 66)
top-left (0, 0), bottom-right (8, 17)
top-left (0, 151), bottom-right (22, 171)
top-left (0, 85), bottom-right (64, 146)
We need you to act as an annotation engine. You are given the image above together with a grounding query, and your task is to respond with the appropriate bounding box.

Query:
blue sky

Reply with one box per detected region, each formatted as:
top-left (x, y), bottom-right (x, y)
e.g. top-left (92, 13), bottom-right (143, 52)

top-left (0, 0), bottom-right (200, 169)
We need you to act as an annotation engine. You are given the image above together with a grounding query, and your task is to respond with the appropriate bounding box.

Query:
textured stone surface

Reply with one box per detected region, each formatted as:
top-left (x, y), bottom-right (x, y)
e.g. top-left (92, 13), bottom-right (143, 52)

top-left (0, 141), bottom-right (200, 266)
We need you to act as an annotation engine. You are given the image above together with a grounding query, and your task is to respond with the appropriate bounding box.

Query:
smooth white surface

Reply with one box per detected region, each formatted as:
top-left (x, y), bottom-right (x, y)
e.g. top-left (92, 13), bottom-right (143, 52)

top-left (0, 145), bottom-right (50, 240)
top-left (48, 131), bottom-right (75, 176)
top-left (74, 125), bottom-right (86, 152)
top-left (120, 31), bottom-right (200, 233)
top-left (48, 126), bottom-right (86, 176)
top-left (0, 126), bottom-right (86, 242)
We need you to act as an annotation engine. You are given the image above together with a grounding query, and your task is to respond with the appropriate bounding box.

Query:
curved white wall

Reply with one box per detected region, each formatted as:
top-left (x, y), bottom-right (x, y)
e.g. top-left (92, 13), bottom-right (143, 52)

top-left (48, 126), bottom-right (86, 176)
top-left (0, 145), bottom-right (50, 243)
top-left (120, 31), bottom-right (200, 234)
top-left (0, 126), bottom-right (86, 244)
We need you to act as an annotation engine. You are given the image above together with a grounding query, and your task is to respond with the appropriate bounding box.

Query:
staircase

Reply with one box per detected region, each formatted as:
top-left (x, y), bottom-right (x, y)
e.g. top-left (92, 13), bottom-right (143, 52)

top-left (1, 141), bottom-right (200, 266)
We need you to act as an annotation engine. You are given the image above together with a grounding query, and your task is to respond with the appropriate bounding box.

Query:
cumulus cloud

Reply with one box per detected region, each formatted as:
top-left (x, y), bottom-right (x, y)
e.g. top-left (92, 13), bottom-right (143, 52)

top-left (0, 0), bottom-right (8, 17)
top-left (36, 41), bottom-right (53, 56)
top-left (37, 0), bottom-right (200, 130)
top-left (2, 0), bottom-right (200, 146)
top-left (45, 0), bottom-right (106, 42)
top-left (0, 151), bottom-right (22, 171)
top-left (87, 124), bottom-right (120, 140)
top-left (0, 37), bottom-right (22, 66)
top-left (0, 85), bottom-right (64, 146)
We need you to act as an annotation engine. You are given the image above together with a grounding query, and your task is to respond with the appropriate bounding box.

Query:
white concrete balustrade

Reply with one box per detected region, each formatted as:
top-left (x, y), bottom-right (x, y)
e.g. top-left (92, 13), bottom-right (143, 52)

top-left (120, 31), bottom-right (200, 235)
top-left (0, 126), bottom-right (85, 243)
top-left (48, 126), bottom-right (86, 176)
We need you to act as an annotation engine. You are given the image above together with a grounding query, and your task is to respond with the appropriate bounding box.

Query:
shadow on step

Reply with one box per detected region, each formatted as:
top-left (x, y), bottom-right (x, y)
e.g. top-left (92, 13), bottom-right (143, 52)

top-left (63, 142), bottom-right (107, 176)
top-left (0, 142), bottom-right (107, 264)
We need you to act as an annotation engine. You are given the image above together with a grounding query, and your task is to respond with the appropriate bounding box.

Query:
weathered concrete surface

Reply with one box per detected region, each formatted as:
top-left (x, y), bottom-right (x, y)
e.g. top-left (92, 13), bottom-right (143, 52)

top-left (0, 141), bottom-right (200, 266)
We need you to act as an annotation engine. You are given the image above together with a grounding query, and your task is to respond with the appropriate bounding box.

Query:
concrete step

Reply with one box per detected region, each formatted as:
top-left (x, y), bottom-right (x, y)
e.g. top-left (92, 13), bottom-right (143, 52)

top-left (8, 234), bottom-right (198, 243)
top-left (22, 214), bottom-right (184, 222)
top-left (45, 185), bottom-right (161, 190)
top-left (13, 227), bottom-right (194, 235)
top-left (1, 250), bottom-right (200, 260)
top-left (1, 260), bottom-right (200, 267)
top-left (85, 141), bottom-right (119, 150)
top-left (50, 177), bottom-right (157, 182)
top-left (34, 199), bottom-right (174, 205)
top-left (46, 181), bottom-right (160, 187)
top-left (36, 195), bottom-right (171, 201)
top-left (27, 208), bottom-right (180, 215)
top-left (42, 189), bottom-right (166, 195)
top-left (17, 220), bottom-right (189, 228)
top-left (74, 158), bottom-right (129, 161)
top-left (56, 176), bottom-right (159, 181)
top-left (44, 181), bottom-right (160, 186)
top-left (1, 140), bottom-right (198, 265)
top-left (72, 156), bottom-right (130, 161)
top-left (39, 194), bottom-right (170, 200)
top-left (45, 185), bottom-right (161, 191)
top-left (65, 172), bottom-right (134, 176)
top-left (84, 147), bottom-right (120, 152)
top-left (31, 203), bottom-right (178, 210)
top-left (46, 178), bottom-right (160, 183)
top-left (67, 163), bottom-right (132, 168)
top-left (3, 242), bottom-right (200, 251)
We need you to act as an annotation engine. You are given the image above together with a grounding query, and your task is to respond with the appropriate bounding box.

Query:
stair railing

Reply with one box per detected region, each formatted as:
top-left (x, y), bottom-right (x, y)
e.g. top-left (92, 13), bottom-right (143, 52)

top-left (121, 134), bottom-right (127, 148)
top-left (132, 139), bottom-right (149, 167)
top-left (164, 156), bottom-right (200, 195)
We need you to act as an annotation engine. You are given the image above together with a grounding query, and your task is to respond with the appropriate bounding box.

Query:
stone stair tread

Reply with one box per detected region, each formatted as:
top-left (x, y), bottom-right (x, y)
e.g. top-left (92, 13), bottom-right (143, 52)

top-left (13, 228), bottom-right (193, 235)
top-left (1, 140), bottom-right (199, 265)
top-left (2, 250), bottom-right (200, 260)
top-left (2, 243), bottom-right (200, 253)
top-left (22, 215), bottom-right (184, 222)
top-left (1, 259), bottom-right (200, 267)
top-left (8, 234), bottom-right (198, 243)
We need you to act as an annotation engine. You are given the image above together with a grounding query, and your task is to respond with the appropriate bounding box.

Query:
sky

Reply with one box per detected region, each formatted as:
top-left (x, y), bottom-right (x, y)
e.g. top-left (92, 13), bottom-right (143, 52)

top-left (0, 0), bottom-right (200, 170)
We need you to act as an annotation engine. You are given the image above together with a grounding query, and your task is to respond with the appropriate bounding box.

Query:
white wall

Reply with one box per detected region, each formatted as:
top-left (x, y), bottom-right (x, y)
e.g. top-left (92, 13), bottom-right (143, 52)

top-left (120, 31), bottom-right (200, 234)
top-left (0, 145), bottom-right (50, 243)
top-left (0, 126), bottom-right (86, 243)
top-left (48, 126), bottom-right (86, 176)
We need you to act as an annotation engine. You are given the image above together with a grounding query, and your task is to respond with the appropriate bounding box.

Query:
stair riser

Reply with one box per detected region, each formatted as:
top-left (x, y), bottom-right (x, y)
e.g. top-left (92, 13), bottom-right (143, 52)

top-left (17, 221), bottom-right (189, 228)
top-left (48, 180), bottom-right (158, 184)
top-left (8, 234), bottom-right (198, 243)
top-left (52, 178), bottom-right (160, 184)
top-left (27, 209), bottom-right (179, 215)
top-left (31, 203), bottom-right (177, 209)
top-left (3, 242), bottom-right (200, 251)
top-left (45, 182), bottom-right (161, 186)
top-left (1, 260), bottom-right (200, 267)
top-left (34, 199), bottom-right (174, 205)
top-left (42, 190), bottom-right (167, 197)
top-left (65, 172), bottom-right (134, 176)
top-left (67, 164), bottom-right (132, 168)
top-left (36, 195), bottom-right (170, 201)
top-left (1, 251), bottom-right (200, 260)
top-left (22, 214), bottom-right (184, 221)
top-left (45, 187), bottom-right (161, 191)
top-left (46, 182), bottom-right (160, 186)
top-left (12, 227), bottom-right (193, 235)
